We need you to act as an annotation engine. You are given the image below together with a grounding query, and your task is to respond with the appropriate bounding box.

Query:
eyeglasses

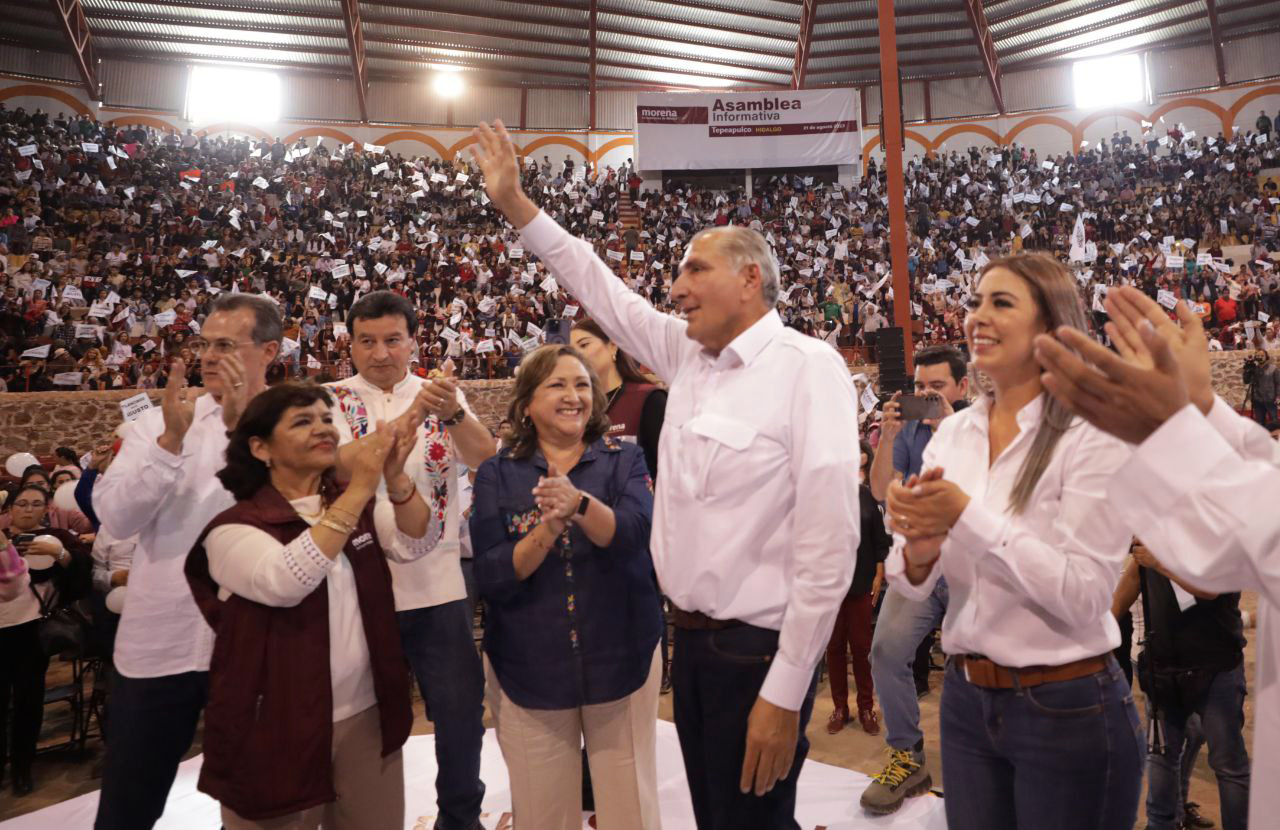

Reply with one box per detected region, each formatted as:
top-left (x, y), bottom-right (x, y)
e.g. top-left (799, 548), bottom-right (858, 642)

top-left (13, 501), bottom-right (46, 510)
top-left (189, 339), bottom-right (256, 356)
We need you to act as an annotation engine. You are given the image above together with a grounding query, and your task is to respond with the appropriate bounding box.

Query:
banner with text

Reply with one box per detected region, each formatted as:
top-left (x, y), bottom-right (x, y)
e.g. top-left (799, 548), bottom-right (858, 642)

top-left (635, 89), bottom-right (860, 171)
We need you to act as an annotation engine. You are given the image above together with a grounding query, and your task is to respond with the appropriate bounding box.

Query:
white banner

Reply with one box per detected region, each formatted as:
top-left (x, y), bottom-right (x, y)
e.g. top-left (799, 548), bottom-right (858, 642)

top-left (635, 89), bottom-right (860, 171)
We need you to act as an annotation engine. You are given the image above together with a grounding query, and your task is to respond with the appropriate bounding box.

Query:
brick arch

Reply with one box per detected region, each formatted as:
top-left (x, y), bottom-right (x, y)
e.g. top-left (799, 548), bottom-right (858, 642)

top-left (447, 135), bottom-right (478, 160)
top-left (195, 123), bottom-right (273, 141)
top-left (591, 136), bottom-right (634, 164)
top-left (1076, 107), bottom-right (1149, 139)
top-left (0, 83), bottom-right (92, 117)
top-left (282, 126), bottom-right (356, 145)
top-left (1002, 114), bottom-right (1079, 150)
top-left (1150, 97), bottom-right (1230, 137)
top-left (519, 135), bottom-right (592, 161)
top-left (1226, 84), bottom-right (1280, 135)
top-left (369, 131), bottom-right (450, 159)
top-left (860, 130), bottom-right (935, 172)
top-left (931, 123), bottom-right (1003, 149)
top-left (106, 115), bottom-right (179, 134)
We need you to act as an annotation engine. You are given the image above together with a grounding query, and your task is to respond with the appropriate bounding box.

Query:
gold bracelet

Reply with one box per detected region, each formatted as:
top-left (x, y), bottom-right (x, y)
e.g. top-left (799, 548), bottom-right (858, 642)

top-left (327, 505), bottom-right (360, 523)
top-left (317, 515), bottom-right (355, 535)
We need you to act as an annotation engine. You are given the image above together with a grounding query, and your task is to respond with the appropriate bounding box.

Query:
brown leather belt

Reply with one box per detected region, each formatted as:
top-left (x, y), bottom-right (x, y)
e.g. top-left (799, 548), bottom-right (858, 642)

top-left (954, 654), bottom-right (1110, 690)
top-left (671, 607), bottom-right (745, 631)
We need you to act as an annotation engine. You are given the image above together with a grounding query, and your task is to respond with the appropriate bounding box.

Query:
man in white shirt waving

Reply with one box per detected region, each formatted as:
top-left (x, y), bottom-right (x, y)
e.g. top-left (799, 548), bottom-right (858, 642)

top-left (473, 121), bottom-right (861, 829)
top-left (328, 291), bottom-right (496, 830)
top-left (1034, 286), bottom-right (1277, 830)
top-left (93, 294), bottom-right (280, 829)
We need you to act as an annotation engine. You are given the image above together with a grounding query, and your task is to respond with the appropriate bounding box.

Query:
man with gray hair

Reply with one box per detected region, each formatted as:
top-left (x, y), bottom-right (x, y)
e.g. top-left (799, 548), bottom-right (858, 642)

top-left (473, 122), bottom-right (860, 829)
top-left (93, 294), bottom-right (281, 829)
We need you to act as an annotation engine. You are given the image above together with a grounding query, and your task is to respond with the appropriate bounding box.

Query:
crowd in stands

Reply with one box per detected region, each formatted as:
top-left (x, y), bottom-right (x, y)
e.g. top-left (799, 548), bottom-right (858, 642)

top-left (0, 103), bottom-right (1278, 394)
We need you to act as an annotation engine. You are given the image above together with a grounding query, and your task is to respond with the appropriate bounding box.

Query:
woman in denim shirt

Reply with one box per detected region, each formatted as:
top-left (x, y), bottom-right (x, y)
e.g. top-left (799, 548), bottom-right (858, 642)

top-left (471, 343), bottom-right (662, 830)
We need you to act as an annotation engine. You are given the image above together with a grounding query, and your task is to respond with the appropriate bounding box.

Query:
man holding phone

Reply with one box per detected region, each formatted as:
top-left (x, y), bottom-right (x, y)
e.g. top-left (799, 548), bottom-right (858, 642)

top-left (862, 345), bottom-right (968, 815)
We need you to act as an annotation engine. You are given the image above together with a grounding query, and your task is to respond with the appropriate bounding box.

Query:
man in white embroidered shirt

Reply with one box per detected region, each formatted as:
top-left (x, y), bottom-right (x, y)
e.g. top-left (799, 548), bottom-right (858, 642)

top-left (473, 122), bottom-right (860, 829)
top-left (328, 291), bottom-right (496, 830)
top-left (92, 294), bottom-right (280, 829)
top-left (1034, 286), bottom-right (1278, 830)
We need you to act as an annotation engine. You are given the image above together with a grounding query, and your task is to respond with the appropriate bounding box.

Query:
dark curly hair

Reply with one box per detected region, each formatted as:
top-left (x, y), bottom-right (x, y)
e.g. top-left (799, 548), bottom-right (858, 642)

top-left (218, 382), bottom-right (334, 501)
top-left (504, 344), bottom-right (610, 460)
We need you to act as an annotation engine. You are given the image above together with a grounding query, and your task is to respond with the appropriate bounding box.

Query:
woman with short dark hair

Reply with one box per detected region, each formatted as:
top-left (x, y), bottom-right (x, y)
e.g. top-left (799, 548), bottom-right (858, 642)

top-left (471, 344), bottom-right (662, 829)
top-left (185, 382), bottom-right (444, 828)
top-left (0, 483), bottom-right (90, 796)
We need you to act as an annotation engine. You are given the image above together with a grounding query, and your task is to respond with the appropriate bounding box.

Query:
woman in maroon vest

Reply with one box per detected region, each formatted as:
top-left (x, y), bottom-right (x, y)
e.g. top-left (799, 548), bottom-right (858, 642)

top-left (185, 382), bottom-right (445, 829)
top-left (570, 318), bottom-right (667, 477)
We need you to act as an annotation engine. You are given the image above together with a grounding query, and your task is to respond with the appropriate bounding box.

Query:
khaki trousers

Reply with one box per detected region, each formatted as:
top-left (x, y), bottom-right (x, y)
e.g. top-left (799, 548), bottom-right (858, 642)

top-left (220, 704), bottom-right (405, 830)
top-left (486, 647), bottom-right (662, 830)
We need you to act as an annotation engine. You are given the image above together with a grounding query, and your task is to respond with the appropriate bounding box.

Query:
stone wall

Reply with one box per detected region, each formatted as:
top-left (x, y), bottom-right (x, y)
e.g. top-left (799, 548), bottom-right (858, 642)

top-left (0, 352), bottom-right (1264, 458)
top-left (0, 380), bottom-right (517, 460)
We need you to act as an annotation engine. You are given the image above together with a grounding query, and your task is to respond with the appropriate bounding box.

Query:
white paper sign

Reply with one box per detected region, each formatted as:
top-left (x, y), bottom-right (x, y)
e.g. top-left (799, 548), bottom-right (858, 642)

top-left (21, 344), bottom-right (51, 359)
top-left (120, 392), bottom-right (154, 422)
top-left (53, 372), bottom-right (83, 386)
top-left (1157, 290), bottom-right (1178, 310)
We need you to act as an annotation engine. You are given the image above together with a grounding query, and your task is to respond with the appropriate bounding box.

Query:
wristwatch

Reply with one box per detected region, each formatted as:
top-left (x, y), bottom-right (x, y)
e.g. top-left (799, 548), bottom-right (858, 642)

top-left (576, 494), bottom-right (590, 516)
top-left (439, 407), bottom-right (466, 427)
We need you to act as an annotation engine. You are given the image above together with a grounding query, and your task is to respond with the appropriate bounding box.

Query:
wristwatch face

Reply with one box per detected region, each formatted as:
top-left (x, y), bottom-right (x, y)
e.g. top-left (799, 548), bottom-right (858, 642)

top-left (577, 495), bottom-right (590, 515)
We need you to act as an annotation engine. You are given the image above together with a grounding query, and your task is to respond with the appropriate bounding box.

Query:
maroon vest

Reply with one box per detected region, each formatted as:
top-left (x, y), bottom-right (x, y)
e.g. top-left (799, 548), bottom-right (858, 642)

top-left (184, 484), bottom-right (412, 820)
top-left (606, 382), bottom-right (656, 441)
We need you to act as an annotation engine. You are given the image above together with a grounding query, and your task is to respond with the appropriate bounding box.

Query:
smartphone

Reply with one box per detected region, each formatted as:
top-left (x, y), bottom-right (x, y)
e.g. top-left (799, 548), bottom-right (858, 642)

top-left (897, 394), bottom-right (943, 422)
top-left (13, 533), bottom-right (36, 547)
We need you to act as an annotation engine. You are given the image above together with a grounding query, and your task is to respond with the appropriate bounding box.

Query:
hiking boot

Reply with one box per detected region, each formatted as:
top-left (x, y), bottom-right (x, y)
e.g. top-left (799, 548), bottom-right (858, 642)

top-left (859, 748), bottom-right (932, 815)
top-left (1182, 802), bottom-right (1215, 829)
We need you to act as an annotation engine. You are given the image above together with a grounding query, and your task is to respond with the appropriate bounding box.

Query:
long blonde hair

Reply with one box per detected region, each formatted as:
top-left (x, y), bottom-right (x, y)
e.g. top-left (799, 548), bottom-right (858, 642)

top-left (976, 254), bottom-right (1085, 514)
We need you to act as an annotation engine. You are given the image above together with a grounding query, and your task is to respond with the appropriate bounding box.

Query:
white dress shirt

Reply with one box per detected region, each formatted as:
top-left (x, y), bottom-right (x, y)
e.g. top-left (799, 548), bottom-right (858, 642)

top-left (521, 210), bottom-right (861, 710)
top-left (94, 394), bottom-right (233, 678)
top-left (326, 372), bottom-right (470, 612)
top-left (885, 393), bottom-right (1133, 666)
top-left (1109, 397), bottom-right (1278, 829)
top-left (91, 526), bottom-right (137, 594)
top-left (205, 494), bottom-right (439, 720)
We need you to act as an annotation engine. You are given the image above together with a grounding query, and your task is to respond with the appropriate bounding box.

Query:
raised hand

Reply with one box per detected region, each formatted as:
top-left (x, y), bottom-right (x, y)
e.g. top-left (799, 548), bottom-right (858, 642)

top-left (880, 392), bottom-right (904, 438)
top-left (471, 121), bottom-right (539, 228)
top-left (1034, 317), bottom-right (1188, 444)
top-left (886, 467), bottom-right (966, 539)
top-left (348, 428), bottom-right (393, 497)
top-left (157, 358), bottom-right (203, 455)
top-left (381, 418), bottom-right (417, 482)
top-left (217, 351), bottom-right (252, 430)
top-left (1104, 287), bottom-right (1212, 414)
top-left (533, 462), bottom-right (581, 521)
top-left (419, 359), bottom-right (463, 422)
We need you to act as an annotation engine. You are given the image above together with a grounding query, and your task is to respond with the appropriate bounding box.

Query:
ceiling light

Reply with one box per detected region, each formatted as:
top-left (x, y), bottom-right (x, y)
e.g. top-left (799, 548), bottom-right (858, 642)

top-left (432, 72), bottom-right (465, 98)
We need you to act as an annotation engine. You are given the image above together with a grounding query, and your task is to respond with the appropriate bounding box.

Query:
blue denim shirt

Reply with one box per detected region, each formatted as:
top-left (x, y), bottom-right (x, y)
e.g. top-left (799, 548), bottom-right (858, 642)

top-left (470, 437), bottom-right (662, 710)
top-left (892, 420), bottom-right (934, 480)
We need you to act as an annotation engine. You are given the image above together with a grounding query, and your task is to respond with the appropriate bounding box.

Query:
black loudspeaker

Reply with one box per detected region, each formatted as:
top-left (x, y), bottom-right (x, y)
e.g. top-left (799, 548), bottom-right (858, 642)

top-left (876, 327), bottom-right (910, 393)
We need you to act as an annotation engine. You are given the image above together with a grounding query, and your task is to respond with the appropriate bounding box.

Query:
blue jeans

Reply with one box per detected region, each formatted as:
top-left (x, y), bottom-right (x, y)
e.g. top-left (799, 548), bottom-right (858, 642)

top-left (94, 670), bottom-right (208, 830)
top-left (1145, 664), bottom-right (1251, 830)
top-left (940, 656), bottom-right (1144, 830)
top-left (1179, 713), bottom-right (1205, 806)
top-left (869, 577), bottom-right (948, 750)
top-left (398, 599), bottom-right (486, 830)
top-left (671, 624), bottom-right (818, 830)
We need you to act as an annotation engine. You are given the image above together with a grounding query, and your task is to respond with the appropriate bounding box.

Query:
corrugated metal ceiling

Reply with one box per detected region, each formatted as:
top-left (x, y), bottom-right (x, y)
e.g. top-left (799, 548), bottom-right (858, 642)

top-left (1, 0), bottom-right (1273, 95)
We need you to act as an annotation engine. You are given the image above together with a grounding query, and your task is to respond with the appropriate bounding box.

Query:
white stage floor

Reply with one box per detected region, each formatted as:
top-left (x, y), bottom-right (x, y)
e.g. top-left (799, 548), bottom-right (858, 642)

top-left (0, 721), bottom-right (946, 829)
